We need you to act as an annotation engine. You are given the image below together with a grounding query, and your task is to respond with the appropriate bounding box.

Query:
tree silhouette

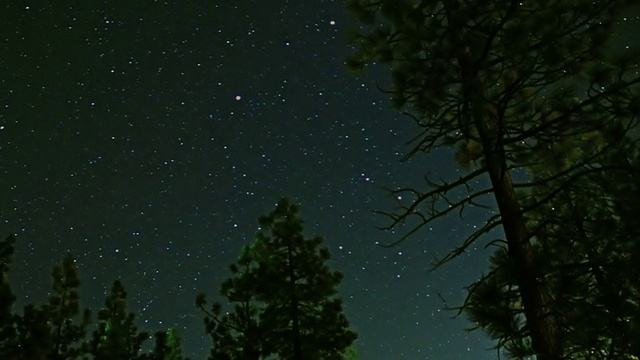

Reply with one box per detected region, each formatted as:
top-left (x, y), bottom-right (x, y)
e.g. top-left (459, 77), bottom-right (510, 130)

top-left (0, 235), bottom-right (19, 359)
top-left (16, 303), bottom-right (51, 359)
top-left (44, 254), bottom-right (92, 360)
top-left (346, 1), bottom-right (640, 358)
top-left (0, 236), bottom-right (189, 360)
top-left (197, 198), bottom-right (357, 360)
top-left (89, 280), bottom-right (149, 360)
top-left (196, 241), bottom-right (264, 360)
top-left (1, 242), bottom-right (91, 360)
top-left (464, 133), bottom-right (640, 359)
top-left (141, 328), bottom-right (190, 360)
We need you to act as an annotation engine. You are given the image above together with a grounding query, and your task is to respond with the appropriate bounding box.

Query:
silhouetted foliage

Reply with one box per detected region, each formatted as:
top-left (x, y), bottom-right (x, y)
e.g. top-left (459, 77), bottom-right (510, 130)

top-left (89, 280), bottom-right (149, 360)
top-left (141, 328), bottom-right (190, 360)
top-left (465, 134), bottom-right (640, 359)
top-left (0, 235), bottom-right (19, 359)
top-left (16, 303), bottom-right (51, 360)
top-left (1, 244), bottom-right (91, 360)
top-left (45, 254), bottom-right (92, 360)
top-left (0, 238), bottom-right (189, 360)
top-left (346, 0), bottom-right (640, 358)
top-left (197, 198), bottom-right (357, 360)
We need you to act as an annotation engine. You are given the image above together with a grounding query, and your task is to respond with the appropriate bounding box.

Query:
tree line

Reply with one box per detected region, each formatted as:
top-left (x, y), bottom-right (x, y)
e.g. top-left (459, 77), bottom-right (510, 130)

top-left (0, 199), bottom-right (358, 359)
top-left (0, 234), bottom-right (178, 360)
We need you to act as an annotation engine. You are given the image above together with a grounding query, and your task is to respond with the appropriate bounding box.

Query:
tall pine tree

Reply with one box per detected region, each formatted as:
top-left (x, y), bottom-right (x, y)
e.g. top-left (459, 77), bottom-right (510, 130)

top-left (0, 235), bottom-right (19, 359)
top-left (44, 254), bottom-right (92, 360)
top-left (89, 280), bottom-right (149, 360)
top-left (141, 328), bottom-right (190, 360)
top-left (1, 246), bottom-right (91, 360)
top-left (464, 131), bottom-right (640, 359)
top-left (346, 1), bottom-right (640, 358)
top-left (197, 198), bottom-right (357, 360)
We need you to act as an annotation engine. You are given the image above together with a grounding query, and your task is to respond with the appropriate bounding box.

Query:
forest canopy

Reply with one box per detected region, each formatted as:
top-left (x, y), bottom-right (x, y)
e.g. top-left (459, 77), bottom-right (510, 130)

top-left (346, 0), bottom-right (640, 358)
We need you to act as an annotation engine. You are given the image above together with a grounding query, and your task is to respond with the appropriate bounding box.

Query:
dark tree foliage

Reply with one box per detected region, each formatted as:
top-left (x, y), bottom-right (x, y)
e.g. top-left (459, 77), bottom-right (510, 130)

top-left (141, 328), bottom-right (190, 360)
top-left (197, 198), bottom-right (357, 360)
top-left (343, 346), bottom-right (359, 360)
top-left (195, 244), bottom-right (264, 360)
top-left (1, 245), bottom-right (91, 360)
top-left (44, 254), bottom-right (92, 360)
top-left (0, 236), bottom-right (187, 360)
top-left (0, 235), bottom-right (19, 359)
top-left (16, 304), bottom-right (51, 360)
top-left (346, 0), bottom-right (640, 359)
top-left (89, 280), bottom-right (149, 360)
top-left (465, 133), bottom-right (640, 359)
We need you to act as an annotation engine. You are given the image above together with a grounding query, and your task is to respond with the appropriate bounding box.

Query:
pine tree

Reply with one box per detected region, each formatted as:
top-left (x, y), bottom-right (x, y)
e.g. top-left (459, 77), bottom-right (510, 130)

top-left (526, 127), bottom-right (640, 359)
top-left (196, 242), bottom-right (264, 360)
top-left (346, 1), bottom-right (640, 358)
top-left (1, 244), bottom-right (91, 360)
top-left (90, 280), bottom-right (149, 360)
top-left (16, 303), bottom-right (51, 359)
top-left (143, 328), bottom-right (190, 360)
top-left (0, 235), bottom-right (19, 359)
top-left (465, 132), bottom-right (640, 359)
top-left (0, 239), bottom-right (174, 360)
top-left (197, 198), bottom-right (357, 360)
top-left (43, 253), bottom-right (92, 360)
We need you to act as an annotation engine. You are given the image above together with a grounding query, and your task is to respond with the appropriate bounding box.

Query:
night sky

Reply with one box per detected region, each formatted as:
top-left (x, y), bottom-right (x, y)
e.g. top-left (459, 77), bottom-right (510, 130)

top-left (2, 2), bottom-right (639, 359)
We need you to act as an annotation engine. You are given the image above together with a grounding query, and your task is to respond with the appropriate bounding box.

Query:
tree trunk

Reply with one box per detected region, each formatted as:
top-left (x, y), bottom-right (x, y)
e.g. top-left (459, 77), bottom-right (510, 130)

top-left (484, 149), bottom-right (562, 360)
top-left (441, 1), bottom-right (563, 358)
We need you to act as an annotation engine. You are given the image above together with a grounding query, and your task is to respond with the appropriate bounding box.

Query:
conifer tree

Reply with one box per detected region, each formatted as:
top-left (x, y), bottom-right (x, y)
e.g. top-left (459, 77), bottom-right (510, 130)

top-left (196, 242), bottom-right (264, 360)
top-left (0, 235), bottom-right (19, 359)
top-left (1, 244), bottom-right (91, 360)
top-left (90, 280), bottom-right (149, 360)
top-left (464, 132), bottom-right (640, 359)
top-left (346, 1), bottom-right (640, 358)
top-left (143, 328), bottom-right (190, 360)
top-left (0, 239), bottom-right (177, 360)
top-left (44, 254), bottom-right (92, 360)
top-left (16, 304), bottom-right (51, 359)
top-left (197, 198), bottom-right (357, 360)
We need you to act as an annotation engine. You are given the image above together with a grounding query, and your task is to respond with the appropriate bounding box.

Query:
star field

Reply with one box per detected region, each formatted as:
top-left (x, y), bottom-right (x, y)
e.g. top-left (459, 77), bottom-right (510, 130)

top-left (2, 2), bottom-right (639, 359)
